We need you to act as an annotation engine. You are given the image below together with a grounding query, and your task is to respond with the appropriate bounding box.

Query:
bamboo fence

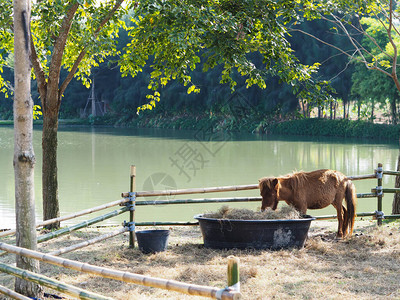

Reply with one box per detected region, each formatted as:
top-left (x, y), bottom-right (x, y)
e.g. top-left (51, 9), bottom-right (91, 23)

top-left (0, 198), bottom-right (129, 238)
top-left (0, 242), bottom-right (241, 300)
top-left (0, 262), bottom-right (113, 300)
top-left (37, 206), bottom-right (128, 243)
top-left (122, 184), bottom-right (260, 198)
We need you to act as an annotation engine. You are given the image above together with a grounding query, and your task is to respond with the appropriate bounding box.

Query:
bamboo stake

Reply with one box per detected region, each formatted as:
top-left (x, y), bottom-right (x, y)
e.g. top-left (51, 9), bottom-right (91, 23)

top-left (122, 184), bottom-right (259, 198)
top-left (0, 198), bottom-right (129, 238)
top-left (227, 256), bottom-right (240, 290)
top-left (0, 262), bottom-right (113, 300)
top-left (0, 242), bottom-right (240, 300)
top-left (49, 227), bottom-right (129, 256)
top-left (0, 284), bottom-right (31, 300)
top-left (37, 207), bottom-right (129, 243)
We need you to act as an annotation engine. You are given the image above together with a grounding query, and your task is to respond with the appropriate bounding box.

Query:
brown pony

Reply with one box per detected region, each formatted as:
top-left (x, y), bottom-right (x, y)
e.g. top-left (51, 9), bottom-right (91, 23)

top-left (259, 169), bottom-right (357, 238)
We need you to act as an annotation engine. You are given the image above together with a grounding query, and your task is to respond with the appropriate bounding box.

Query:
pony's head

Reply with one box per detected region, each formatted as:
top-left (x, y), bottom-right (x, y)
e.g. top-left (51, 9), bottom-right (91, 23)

top-left (258, 177), bottom-right (279, 211)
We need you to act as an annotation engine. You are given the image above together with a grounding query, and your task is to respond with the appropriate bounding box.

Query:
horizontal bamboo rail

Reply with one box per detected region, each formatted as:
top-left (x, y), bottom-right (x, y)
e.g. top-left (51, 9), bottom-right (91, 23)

top-left (124, 173), bottom-right (377, 199)
top-left (315, 212), bottom-right (376, 220)
top-left (0, 262), bottom-right (113, 300)
top-left (357, 193), bottom-right (377, 199)
top-left (0, 242), bottom-right (240, 300)
top-left (123, 184), bottom-right (259, 198)
top-left (135, 192), bottom-right (376, 207)
top-left (135, 197), bottom-right (262, 206)
top-left (0, 198), bottom-right (129, 238)
top-left (38, 207), bottom-right (129, 243)
top-left (49, 227), bottom-right (129, 256)
top-left (371, 187), bottom-right (400, 194)
top-left (383, 214), bottom-right (400, 219)
top-left (0, 284), bottom-right (31, 300)
top-left (136, 221), bottom-right (198, 226)
top-left (383, 170), bottom-right (400, 176)
top-left (347, 174), bottom-right (377, 180)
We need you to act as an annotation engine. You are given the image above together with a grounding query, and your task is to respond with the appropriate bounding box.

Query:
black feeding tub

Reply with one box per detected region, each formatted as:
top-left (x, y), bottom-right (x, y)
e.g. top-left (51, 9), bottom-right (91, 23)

top-left (194, 214), bottom-right (315, 250)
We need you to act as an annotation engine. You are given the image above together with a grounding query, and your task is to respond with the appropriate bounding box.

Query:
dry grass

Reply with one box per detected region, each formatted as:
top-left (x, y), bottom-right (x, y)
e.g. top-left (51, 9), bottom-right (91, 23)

top-left (203, 205), bottom-right (302, 220)
top-left (0, 219), bottom-right (399, 300)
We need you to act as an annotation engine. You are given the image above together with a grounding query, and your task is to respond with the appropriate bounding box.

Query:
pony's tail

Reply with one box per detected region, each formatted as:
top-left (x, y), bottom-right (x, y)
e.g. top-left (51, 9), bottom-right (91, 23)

top-left (344, 180), bottom-right (357, 236)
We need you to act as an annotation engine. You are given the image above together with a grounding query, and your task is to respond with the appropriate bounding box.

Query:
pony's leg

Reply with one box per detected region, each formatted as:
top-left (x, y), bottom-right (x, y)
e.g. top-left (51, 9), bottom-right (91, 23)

top-left (341, 205), bottom-right (349, 237)
top-left (333, 203), bottom-right (344, 238)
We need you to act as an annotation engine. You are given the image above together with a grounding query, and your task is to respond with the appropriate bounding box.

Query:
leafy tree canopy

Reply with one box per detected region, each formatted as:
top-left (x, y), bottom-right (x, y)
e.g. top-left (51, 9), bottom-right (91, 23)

top-left (119, 0), bottom-right (331, 112)
top-left (0, 0), bottom-right (381, 115)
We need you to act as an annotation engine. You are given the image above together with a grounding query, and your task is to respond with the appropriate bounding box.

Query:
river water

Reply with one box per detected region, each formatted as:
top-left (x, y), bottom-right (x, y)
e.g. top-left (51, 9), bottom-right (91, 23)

top-left (0, 125), bottom-right (398, 229)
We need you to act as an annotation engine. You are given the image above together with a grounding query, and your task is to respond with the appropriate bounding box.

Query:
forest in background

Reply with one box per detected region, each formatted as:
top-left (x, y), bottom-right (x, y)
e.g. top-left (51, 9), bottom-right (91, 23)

top-left (0, 17), bottom-right (398, 126)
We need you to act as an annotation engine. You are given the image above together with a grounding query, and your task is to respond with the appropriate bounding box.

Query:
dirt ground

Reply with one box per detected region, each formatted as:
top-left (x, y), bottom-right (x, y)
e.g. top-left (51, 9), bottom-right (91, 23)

top-left (0, 218), bottom-right (399, 300)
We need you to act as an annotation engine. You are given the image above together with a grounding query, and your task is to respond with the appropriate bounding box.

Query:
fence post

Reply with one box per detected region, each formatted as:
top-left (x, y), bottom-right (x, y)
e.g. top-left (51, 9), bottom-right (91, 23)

top-left (376, 163), bottom-right (383, 226)
top-left (129, 165), bottom-right (136, 248)
top-left (227, 256), bottom-right (240, 290)
top-left (216, 256), bottom-right (241, 299)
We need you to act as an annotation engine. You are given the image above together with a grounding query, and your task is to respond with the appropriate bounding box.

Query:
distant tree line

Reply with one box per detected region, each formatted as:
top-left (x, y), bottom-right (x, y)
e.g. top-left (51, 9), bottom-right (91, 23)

top-left (0, 18), bottom-right (397, 124)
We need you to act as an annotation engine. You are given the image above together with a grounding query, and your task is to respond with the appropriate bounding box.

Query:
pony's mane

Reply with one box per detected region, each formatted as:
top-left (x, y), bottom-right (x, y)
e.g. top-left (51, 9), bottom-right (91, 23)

top-left (280, 170), bottom-right (309, 191)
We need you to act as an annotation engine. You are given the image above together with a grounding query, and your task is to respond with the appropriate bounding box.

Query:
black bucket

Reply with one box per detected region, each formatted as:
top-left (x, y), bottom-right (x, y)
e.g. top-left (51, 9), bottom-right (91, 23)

top-left (194, 214), bottom-right (315, 250)
top-left (136, 230), bottom-right (170, 254)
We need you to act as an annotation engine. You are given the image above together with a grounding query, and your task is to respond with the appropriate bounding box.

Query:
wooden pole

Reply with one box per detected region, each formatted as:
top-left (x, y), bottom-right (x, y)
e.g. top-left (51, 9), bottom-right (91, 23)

top-left (0, 242), bottom-right (240, 299)
top-left (376, 163), bottom-right (383, 226)
top-left (0, 262), bottom-right (113, 300)
top-left (129, 166), bottom-right (136, 248)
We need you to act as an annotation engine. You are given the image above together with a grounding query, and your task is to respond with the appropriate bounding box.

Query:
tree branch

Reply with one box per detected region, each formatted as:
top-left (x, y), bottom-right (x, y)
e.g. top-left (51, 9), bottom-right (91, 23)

top-left (30, 37), bottom-right (47, 106)
top-left (290, 28), bottom-right (392, 78)
top-left (46, 2), bottom-right (80, 109)
top-left (59, 0), bottom-right (125, 98)
top-left (387, 0), bottom-right (398, 78)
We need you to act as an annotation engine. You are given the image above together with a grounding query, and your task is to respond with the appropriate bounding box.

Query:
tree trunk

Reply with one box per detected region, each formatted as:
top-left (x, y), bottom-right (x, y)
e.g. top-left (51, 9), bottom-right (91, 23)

top-left (42, 108), bottom-right (60, 228)
top-left (13, 0), bottom-right (43, 296)
top-left (371, 99), bottom-right (375, 122)
top-left (343, 99), bottom-right (347, 119)
top-left (391, 97), bottom-right (397, 125)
